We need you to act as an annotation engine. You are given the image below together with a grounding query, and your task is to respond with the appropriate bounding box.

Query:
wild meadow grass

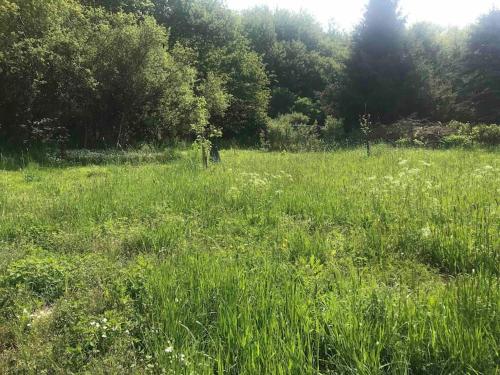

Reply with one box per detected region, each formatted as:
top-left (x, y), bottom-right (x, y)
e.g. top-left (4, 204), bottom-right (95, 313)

top-left (0, 145), bottom-right (498, 373)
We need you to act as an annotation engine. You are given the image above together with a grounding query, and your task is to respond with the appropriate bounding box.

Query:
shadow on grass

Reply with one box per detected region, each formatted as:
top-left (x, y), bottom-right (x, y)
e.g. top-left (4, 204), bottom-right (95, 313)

top-left (0, 147), bottom-right (184, 170)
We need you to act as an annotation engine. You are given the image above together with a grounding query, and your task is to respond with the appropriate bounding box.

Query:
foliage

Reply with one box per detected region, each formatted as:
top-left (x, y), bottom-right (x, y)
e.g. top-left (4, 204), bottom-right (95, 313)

top-left (0, 0), bottom-right (205, 148)
top-left (448, 120), bottom-right (500, 146)
top-left (441, 134), bottom-right (472, 148)
top-left (292, 97), bottom-right (323, 124)
top-left (2, 254), bottom-right (72, 302)
top-left (242, 6), bottom-right (348, 123)
top-left (320, 116), bottom-right (346, 142)
top-left (332, 0), bottom-right (414, 128)
top-left (395, 137), bottom-right (414, 147)
top-left (367, 119), bottom-right (500, 147)
top-left (470, 124), bottom-right (500, 146)
top-left (269, 87), bottom-right (297, 117)
top-left (459, 9), bottom-right (500, 123)
top-left (265, 113), bottom-right (324, 151)
top-left (359, 113), bottom-right (373, 155)
top-left (1, 0), bottom-right (500, 146)
top-left (152, 0), bottom-right (270, 145)
top-left (79, 0), bottom-right (155, 14)
top-left (406, 24), bottom-right (466, 121)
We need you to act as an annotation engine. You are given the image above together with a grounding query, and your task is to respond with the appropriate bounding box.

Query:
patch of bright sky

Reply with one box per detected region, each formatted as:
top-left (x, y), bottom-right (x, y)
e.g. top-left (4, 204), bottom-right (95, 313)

top-left (226, 0), bottom-right (500, 30)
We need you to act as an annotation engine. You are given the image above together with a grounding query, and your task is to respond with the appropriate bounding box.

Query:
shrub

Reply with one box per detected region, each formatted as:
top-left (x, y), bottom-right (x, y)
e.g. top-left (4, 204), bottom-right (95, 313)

top-left (2, 255), bottom-right (72, 302)
top-left (447, 121), bottom-right (500, 146)
top-left (321, 116), bottom-right (345, 142)
top-left (395, 137), bottom-right (414, 147)
top-left (265, 113), bottom-right (324, 152)
top-left (447, 120), bottom-right (472, 133)
top-left (471, 124), bottom-right (500, 145)
top-left (441, 134), bottom-right (473, 148)
top-left (0, 0), bottom-right (205, 147)
top-left (50, 300), bottom-right (137, 370)
top-left (269, 87), bottom-right (297, 117)
top-left (292, 97), bottom-right (323, 124)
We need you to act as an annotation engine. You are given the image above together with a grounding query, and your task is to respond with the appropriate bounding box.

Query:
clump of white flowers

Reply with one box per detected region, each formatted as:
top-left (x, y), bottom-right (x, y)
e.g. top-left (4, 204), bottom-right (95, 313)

top-left (161, 340), bottom-right (189, 367)
top-left (421, 226), bottom-right (432, 239)
top-left (227, 170), bottom-right (294, 199)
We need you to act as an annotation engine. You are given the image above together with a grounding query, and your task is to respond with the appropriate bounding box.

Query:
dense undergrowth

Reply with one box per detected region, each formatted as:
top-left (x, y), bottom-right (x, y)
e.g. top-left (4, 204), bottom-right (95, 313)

top-left (0, 146), bottom-right (498, 373)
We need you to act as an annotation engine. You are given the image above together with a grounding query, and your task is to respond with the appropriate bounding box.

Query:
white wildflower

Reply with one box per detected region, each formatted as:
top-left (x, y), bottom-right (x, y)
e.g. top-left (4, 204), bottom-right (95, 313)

top-left (421, 226), bottom-right (431, 239)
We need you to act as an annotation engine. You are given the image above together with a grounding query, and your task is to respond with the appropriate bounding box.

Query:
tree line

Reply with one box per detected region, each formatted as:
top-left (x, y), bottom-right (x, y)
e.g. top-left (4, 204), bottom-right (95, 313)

top-left (0, 0), bottom-right (499, 148)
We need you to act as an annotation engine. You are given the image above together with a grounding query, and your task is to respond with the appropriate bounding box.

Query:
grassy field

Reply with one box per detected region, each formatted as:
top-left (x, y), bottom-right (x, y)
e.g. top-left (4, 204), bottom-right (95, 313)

top-left (0, 146), bottom-right (498, 374)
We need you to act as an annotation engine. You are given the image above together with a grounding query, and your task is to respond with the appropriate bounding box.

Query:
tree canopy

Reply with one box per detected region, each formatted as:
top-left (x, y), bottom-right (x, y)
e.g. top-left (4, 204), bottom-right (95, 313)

top-left (0, 0), bottom-right (498, 148)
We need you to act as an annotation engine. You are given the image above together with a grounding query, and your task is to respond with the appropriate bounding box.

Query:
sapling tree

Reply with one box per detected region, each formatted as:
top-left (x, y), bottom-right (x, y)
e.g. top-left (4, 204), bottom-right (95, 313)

top-left (192, 72), bottom-right (230, 168)
top-left (191, 103), bottom-right (222, 168)
top-left (360, 113), bottom-right (372, 156)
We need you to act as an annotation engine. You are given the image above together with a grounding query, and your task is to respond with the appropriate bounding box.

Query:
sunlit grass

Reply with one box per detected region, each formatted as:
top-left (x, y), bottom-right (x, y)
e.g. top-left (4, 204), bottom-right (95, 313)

top-left (0, 145), bottom-right (498, 373)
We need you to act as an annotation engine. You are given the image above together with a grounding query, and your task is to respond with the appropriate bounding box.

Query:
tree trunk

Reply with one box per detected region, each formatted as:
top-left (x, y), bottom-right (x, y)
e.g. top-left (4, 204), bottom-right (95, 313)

top-left (201, 143), bottom-right (208, 168)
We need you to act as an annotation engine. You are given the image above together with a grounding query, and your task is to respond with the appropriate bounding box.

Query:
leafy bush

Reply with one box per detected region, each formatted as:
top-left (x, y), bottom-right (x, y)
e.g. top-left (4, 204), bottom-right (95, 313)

top-left (471, 124), bottom-right (500, 145)
top-left (447, 121), bottom-right (500, 146)
top-left (292, 97), bottom-right (323, 124)
top-left (265, 113), bottom-right (324, 151)
top-left (0, 253), bottom-right (155, 372)
top-left (441, 134), bottom-right (473, 148)
top-left (447, 120), bottom-right (472, 133)
top-left (320, 116), bottom-right (345, 142)
top-left (50, 299), bottom-right (138, 369)
top-left (269, 87), bottom-right (297, 117)
top-left (0, 0), bottom-right (206, 148)
top-left (395, 137), bottom-right (414, 147)
top-left (2, 255), bottom-right (72, 302)
top-left (376, 119), bottom-right (499, 148)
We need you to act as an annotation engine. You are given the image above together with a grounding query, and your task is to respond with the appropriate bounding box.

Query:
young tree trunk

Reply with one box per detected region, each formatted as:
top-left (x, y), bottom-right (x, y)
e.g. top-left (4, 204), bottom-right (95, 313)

top-left (210, 144), bottom-right (221, 163)
top-left (201, 143), bottom-right (208, 168)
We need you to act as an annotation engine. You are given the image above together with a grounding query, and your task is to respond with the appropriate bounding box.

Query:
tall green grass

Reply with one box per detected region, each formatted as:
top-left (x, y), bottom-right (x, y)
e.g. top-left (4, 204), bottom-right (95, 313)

top-left (0, 145), bottom-right (498, 373)
top-left (145, 253), bottom-right (498, 374)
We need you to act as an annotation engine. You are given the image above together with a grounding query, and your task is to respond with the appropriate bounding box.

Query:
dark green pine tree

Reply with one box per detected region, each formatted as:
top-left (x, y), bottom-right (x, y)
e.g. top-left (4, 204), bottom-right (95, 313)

top-left (337, 0), bottom-right (414, 127)
top-left (460, 9), bottom-right (500, 123)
